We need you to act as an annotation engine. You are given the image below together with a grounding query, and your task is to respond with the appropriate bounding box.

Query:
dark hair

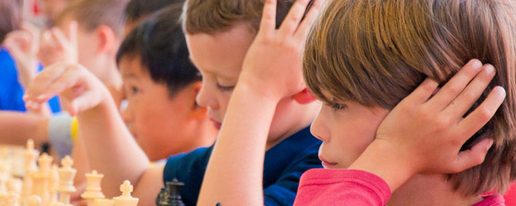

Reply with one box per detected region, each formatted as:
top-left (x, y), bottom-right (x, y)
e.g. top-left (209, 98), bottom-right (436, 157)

top-left (55, 0), bottom-right (128, 36)
top-left (125, 0), bottom-right (185, 23)
top-left (116, 4), bottom-right (201, 97)
top-left (0, 0), bottom-right (22, 43)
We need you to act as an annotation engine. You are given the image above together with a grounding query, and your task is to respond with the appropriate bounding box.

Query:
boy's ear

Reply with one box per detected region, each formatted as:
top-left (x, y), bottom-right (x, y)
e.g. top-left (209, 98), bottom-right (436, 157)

top-left (96, 25), bottom-right (117, 55)
top-left (190, 82), bottom-right (209, 120)
top-left (293, 88), bottom-right (317, 104)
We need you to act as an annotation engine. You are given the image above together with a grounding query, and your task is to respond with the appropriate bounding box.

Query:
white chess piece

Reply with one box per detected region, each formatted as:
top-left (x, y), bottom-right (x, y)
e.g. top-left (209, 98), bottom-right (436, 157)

top-left (6, 178), bottom-right (22, 194)
top-left (57, 156), bottom-right (76, 206)
top-left (94, 199), bottom-right (114, 206)
top-left (81, 170), bottom-right (106, 206)
top-left (113, 181), bottom-right (138, 206)
top-left (49, 164), bottom-right (59, 204)
top-left (27, 195), bottom-right (42, 206)
top-left (6, 191), bottom-right (19, 206)
top-left (32, 153), bottom-right (53, 205)
top-left (21, 139), bottom-right (39, 205)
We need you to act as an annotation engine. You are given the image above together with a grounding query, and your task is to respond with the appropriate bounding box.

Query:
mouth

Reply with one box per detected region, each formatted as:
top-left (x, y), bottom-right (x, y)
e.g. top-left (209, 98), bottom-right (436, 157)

top-left (319, 155), bottom-right (338, 168)
top-left (210, 119), bottom-right (222, 130)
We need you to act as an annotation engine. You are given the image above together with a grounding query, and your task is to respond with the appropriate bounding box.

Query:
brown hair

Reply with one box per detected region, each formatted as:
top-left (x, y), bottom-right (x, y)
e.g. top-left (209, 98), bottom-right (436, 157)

top-left (0, 0), bottom-right (22, 43)
top-left (55, 0), bottom-right (128, 36)
top-left (304, 0), bottom-right (516, 196)
top-left (183, 0), bottom-right (297, 35)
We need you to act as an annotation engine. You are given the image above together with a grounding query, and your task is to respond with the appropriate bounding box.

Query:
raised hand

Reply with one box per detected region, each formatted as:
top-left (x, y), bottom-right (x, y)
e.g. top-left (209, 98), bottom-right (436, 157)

top-left (23, 62), bottom-right (110, 116)
top-left (37, 21), bottom-right (78, 67)
top-left (4, 22), bottom-right (41, 88)
top-left (350, 60), bottom-right (505, 191)
top-left (238, 0), bottom-right (326, 101)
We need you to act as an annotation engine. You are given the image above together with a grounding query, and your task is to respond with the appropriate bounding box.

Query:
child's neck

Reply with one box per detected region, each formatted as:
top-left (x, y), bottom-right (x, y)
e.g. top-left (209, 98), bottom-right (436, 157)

top-left (388, 174), bottom-right (483, 206)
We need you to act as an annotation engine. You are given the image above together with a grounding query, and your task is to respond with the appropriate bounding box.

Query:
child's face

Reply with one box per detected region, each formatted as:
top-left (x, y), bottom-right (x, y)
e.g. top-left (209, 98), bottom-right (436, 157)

top-left (311, 95), bottom-right (390, 169)
top-left (186, 24), bottom-right (304, 143)
top-left (119, 56), bottom-right (204, 161)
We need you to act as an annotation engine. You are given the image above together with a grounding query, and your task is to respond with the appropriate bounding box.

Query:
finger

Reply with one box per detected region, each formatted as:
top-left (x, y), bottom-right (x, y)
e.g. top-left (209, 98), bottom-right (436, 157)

top-left (69, 90), bottom-right (103, 116)
top-left (51, 27), bottom-right (71, 51)
top-left (24, 63), bottom-right (70, 101)
top-left (457, 86), bottom-right (505, 140)
top-left (399, 78), bottom-right (439, 105)
top-left (68, 21), bottom-right (78, 52)
top-left (447, 138), bottom-right (493, 173)
top-left (20, 22), bottom-right (40, 42)
top-left (427, 59), bottom-right (483, 110)
top-left (34, 65), bottom-right (83, 103)
top-left (294, 0), bottom-right (326, 40)
top-left (278, 0), bottom-right (311, 37)
top-left (259, 0), bottom-right (278, 36)
top-left (443, 64), bottom-right (496, 118)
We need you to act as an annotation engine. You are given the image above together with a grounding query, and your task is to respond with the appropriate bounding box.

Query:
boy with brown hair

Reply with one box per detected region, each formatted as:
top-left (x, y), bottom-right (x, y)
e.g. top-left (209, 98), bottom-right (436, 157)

top-left (286, 0), bottom-right (513, 205)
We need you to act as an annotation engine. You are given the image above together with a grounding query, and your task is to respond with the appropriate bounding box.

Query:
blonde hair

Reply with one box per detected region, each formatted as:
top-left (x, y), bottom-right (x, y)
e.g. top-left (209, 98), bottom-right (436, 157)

top-left (304, 0), bottom-right (516, 196)
top-left (183, 0), bottom-right (297, 34)
top-left (55, 0), bottom-right (128, 36)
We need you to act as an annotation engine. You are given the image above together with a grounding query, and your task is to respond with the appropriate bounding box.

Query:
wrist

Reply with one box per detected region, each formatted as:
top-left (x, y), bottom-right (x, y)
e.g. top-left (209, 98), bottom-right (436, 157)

top-left (234, 81), bottom-right (284, 104)
top-left (349, 140), bottom-right (417, 192)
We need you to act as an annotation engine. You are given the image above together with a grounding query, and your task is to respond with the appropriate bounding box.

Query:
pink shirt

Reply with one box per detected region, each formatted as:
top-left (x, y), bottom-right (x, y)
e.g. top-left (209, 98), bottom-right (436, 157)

top-left (294, 169), bottom-right (505, 206)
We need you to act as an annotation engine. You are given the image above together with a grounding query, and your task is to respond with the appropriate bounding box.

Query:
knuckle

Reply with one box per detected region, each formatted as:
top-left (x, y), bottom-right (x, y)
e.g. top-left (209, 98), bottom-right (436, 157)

top-left (446, 85), bottom-right (461, 95)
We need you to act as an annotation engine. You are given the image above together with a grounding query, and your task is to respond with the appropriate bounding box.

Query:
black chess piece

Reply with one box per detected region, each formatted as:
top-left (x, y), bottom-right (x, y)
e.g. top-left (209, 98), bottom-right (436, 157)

top-left (157, 178), bottom-right (185, 206)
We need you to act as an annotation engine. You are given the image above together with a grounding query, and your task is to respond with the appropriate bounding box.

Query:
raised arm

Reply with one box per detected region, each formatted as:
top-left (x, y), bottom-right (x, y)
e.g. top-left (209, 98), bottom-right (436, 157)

top-left (23, 63), bottom-right (151, 198)
top-left (197, 0), bottom-right (325, 205)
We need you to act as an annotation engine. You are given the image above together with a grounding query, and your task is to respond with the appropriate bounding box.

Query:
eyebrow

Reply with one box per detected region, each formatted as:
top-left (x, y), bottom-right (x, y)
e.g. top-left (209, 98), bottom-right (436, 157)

top-left (122, 73), bottom-right (140, 79)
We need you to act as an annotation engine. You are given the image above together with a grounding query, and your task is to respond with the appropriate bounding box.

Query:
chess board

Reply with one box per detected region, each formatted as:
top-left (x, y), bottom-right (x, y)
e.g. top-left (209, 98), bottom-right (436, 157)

top-left (0, 140), bottom-right (138, 206)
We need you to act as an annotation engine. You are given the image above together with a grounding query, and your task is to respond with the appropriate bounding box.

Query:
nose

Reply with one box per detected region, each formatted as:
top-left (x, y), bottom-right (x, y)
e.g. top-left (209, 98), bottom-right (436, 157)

top-left (121, 100), bottom-right (133, 125)
top-left (310, 106), bottom-right (330, 142)
top-left (196, 82), bottom-right (219, 110)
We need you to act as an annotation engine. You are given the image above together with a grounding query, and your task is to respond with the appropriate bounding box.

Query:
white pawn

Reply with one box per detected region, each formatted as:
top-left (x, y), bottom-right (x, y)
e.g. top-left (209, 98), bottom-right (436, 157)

top-left (21, 139), bottom-right (39, 205)
top-left (113, 181), bottom-right (138, 206)
top-left (27, 195), bottom-right (42, 206)
top-left (81, 170), bottom-right (105, 206)
top-left (94, 199), bottom-right (114, 206)
top-left (57, 156), bottom-right (76, 206)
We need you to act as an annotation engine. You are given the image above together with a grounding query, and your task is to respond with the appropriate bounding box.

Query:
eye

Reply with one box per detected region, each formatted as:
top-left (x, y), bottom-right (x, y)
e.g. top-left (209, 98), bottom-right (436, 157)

top-left (131, 87), bottom-right (140, 95)
top-left (216, 83), bottom-right (235, 92)
top-left (329, 102), bottom-right (346, 111)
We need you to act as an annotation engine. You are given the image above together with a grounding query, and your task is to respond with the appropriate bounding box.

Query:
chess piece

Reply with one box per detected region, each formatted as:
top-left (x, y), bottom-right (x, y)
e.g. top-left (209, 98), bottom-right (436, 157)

top-left (27, 195), bottom-right (42, 206)
top-left (94, 199), bottom-right (114, 206)
top-left (57, 156), bottom-right (76, 206)
top-left (49, 164), bottom-right (59, 204)
top-left (81, 170), bottom-right (105, 206)
top-left (0, 161), bottom-right (11, 193)
top-left (32, 153), bottom-right (53, 205)
top-left (21, 139), bottom-right (39, 205)
top-left (161, 179), bottom-right (185, 206)
top-left (6, 178), bottom-right (22, 194)
top-left (6, 192), bottom-right (19, 206)
top-left (113, 180), bottom-right (138, 206)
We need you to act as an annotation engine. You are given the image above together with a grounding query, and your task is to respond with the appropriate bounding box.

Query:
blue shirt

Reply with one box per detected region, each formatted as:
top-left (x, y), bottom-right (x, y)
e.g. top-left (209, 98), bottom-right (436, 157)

top-left (0, 47), bottom-right (60, 113)
top-left (163, 127), bottom-right (322, 206)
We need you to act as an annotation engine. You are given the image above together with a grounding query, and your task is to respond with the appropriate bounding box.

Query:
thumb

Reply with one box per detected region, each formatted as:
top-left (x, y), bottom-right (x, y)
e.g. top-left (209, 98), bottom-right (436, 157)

top-left (449, 138), bottom-right (493, 173)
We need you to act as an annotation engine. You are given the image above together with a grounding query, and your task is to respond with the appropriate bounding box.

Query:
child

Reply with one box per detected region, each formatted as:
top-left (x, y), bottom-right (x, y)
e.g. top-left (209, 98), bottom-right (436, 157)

top-left (117, 3), bottom-right (218, 161)
top-left (291, 0), bottom-right (514, 205)
top-left (193, 0), bottom-right (512, 205)
top-left (24, 1), bottom-right (323, 205)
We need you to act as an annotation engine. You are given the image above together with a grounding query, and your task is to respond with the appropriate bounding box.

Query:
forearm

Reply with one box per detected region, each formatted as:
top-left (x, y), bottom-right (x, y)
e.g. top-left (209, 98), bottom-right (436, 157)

top-left (197, 84), bottom-right (279, 206)
top-left (77, 93), bottom-right (150, 198)
top-left (0, 112), bottom-right (49, 146)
